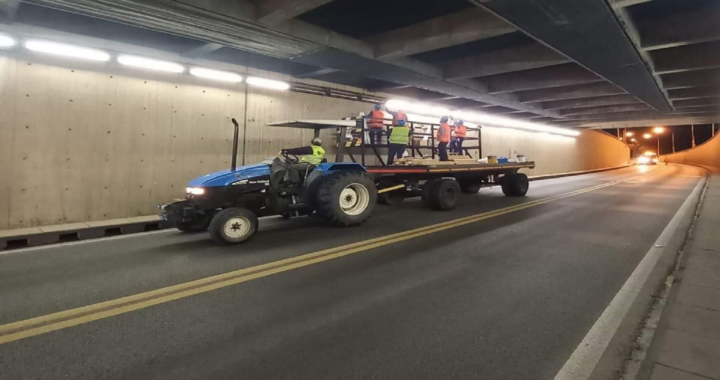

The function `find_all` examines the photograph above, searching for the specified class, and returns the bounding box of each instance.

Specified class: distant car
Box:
[637,152,658,165]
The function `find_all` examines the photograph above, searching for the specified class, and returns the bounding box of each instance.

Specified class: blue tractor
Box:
[159,119,377,244]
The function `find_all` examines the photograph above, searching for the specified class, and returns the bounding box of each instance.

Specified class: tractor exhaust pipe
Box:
[231,118,240,171]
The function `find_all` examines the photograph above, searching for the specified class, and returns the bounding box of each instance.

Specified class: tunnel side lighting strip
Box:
[386,99,580,137]
[0,34,16,49]
[117,55,185,73]
[189,67,243,83]
[24,40,110,62]
[246,76,290,90]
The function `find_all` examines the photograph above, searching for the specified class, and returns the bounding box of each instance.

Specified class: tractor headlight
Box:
[186,187,205,195]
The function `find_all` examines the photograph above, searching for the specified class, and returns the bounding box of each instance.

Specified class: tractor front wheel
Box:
[209,207,259,244]
[316,172,377,226]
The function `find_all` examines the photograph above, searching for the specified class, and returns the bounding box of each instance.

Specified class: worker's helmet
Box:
[311,137,322,146]
[440,116,449,123]
[397,119,406,126]
[374,103,382,110]
[457,119,464,125]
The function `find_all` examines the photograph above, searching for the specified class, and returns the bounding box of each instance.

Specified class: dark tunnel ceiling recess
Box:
[14,0,720,128]
[297,0,474,39]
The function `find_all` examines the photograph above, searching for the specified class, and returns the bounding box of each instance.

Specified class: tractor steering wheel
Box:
[281,151,299,164]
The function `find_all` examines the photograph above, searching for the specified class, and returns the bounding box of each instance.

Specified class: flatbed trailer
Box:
[267,118,536,211]
[368,162,536,209]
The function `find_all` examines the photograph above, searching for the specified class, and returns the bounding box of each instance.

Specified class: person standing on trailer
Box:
[387,119,410,166]
[387,107,408,126]
[367,103,386,145]
[453,119,467,155]
[437,116,451,161]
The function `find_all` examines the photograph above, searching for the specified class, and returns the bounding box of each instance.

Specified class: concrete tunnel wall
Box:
[0,55,629,230]
[660,132,720,173]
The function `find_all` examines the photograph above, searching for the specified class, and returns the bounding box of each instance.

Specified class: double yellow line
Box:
[0,174,644,345]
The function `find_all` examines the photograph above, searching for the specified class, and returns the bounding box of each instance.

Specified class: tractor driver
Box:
[281,137,326,184]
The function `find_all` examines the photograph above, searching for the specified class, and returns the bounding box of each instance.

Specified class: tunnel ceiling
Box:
[9,0,720,128]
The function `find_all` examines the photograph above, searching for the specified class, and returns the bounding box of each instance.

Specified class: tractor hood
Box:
[187,164,271,187]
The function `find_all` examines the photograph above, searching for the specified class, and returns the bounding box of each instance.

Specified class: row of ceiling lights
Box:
[1,32,580,136]
[0,33,290,90]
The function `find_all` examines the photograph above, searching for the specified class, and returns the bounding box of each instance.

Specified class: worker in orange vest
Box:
[452,119,467,155]
[388,108,408,126]
[436,116,451,161]
[367,103,386,145]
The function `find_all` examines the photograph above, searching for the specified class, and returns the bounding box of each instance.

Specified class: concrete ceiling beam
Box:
[661,69,720,90]
[442,43,569,79]
[540,94,640,110]
[560,109,716,122]
[639,5,720,51]
[518,83,626,103]
[293,67,338,78]
[668,86,720,101]
[560,103,651,116]
[608,0,655,9]
[672,97,720,109]
[651,41,720,74]
[485,64,603,94]
[256,0,335,26]
[561,114,720,128]
[181,42,224,58]
[0,0,20,21]
[366,8,514,59]
[471,0,671,111]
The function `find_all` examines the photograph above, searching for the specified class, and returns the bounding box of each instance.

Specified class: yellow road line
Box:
[0,173,647,345]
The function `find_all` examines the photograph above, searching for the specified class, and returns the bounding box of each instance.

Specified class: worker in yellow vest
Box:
[387,119,410,165]
[281,138,325,182]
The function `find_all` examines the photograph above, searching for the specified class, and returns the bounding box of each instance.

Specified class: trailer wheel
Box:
[429,179,460,210]
[209,207,258,244]
[378,191,405,206]
[459,181,482,194]
[175,215,211,233]
[501,173,529,197]
[316,171,377,227]
[421,179,442,208]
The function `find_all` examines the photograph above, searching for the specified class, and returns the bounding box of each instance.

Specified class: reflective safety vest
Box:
[455,124,467,138]
[301,145,325,165]
[368,110,385,129]
[389,125,410,145]
[392,111,408,125]
[437,123,451,143]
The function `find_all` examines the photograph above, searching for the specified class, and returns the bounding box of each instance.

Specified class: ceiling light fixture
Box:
[190,67,243,83]
[24,40,110,61]
[117,55,184,73]
[246,76,290,90]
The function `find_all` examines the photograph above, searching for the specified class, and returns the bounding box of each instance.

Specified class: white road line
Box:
[553,175,706,380]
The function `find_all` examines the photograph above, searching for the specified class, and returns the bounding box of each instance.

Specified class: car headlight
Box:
[638,156,651,164]
[652,158,658,163]
[186,187,205,195]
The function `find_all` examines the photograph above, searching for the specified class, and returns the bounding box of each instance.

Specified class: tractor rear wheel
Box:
[209,207,258,244]
[501,173,529,197]
[316,171,377,226]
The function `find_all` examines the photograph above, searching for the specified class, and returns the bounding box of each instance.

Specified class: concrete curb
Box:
[0,164,632,251]
[0,216,173,251]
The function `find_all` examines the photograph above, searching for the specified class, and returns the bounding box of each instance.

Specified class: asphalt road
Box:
[0,164,705,380]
